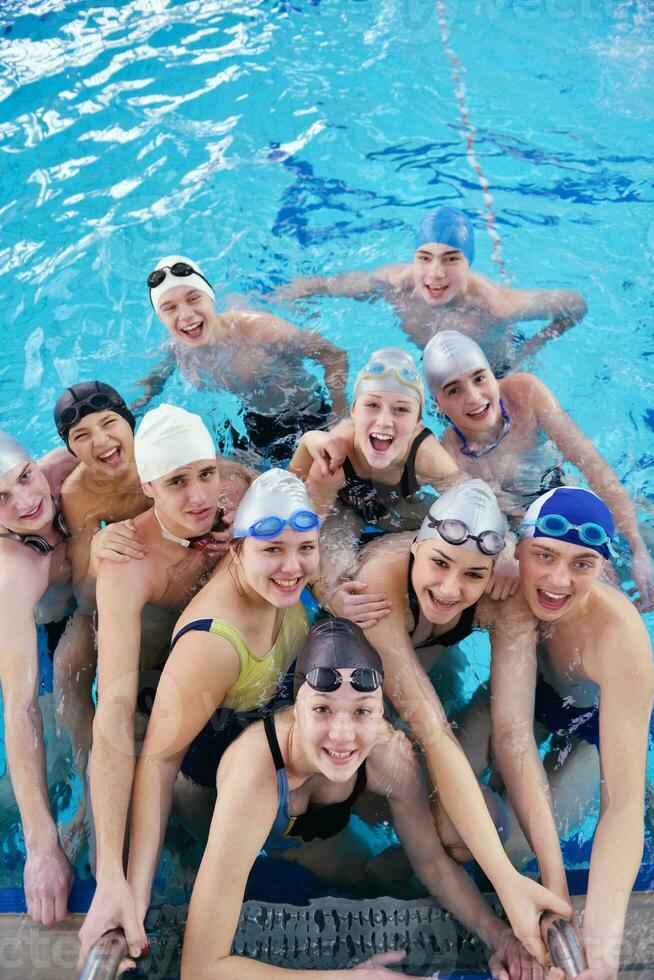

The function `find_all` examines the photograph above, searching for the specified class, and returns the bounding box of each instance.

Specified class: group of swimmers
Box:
[0,206,652,980]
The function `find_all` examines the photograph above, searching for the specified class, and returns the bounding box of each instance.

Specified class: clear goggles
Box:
[236,509,320,540]
[519,514,617,557]
[359,361,424,397]
[297,665,384,693]
[426,516,504,556]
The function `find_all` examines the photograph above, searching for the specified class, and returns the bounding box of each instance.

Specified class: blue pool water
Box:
[1,0,653,901]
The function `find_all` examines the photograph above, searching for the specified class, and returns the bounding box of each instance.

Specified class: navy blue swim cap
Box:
[414,207,475,265]
[54,381,136,450]
[294,618,383,698]
[518,486,616,560]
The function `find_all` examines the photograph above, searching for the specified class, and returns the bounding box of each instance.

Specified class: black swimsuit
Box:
[263,713,367,845]
[406,551,477,650]
[337,428,433,525]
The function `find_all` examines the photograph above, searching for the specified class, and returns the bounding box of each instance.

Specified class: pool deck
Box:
[1,892,652,979]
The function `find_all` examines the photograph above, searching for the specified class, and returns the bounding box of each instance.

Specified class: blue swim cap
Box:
[414,207,475,265]
[518,487,616,560]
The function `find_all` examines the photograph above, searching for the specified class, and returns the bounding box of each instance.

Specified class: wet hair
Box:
[294,617,383,698]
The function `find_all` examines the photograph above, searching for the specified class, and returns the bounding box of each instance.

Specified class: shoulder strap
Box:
[169,618,213,652]
[264,714,285,771]
[400,428,433,497]
[407,551,420,637]
[342,455,357,482]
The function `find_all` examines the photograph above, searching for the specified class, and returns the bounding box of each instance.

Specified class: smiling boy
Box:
[136,256,348,465]
[279,207,587,373]
[489,487,654,979]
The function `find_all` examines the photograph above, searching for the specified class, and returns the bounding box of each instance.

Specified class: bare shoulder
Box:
[358,533,412,584]
[218,719,280,798]
[0,541,45,604]
[592,584,653,672]
[96,548,157,604]
[380,263,414,289]
[228,307,298,343]
[478,589,536,632]
[41,447,79,493]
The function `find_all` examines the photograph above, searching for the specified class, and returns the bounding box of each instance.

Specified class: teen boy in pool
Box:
[0,432,77,926]
[490,487,654,980]
[135,256,349,464]
[279,206,587,373]
[79,404,251,959]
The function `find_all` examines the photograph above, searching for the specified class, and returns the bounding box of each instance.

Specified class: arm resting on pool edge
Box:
[581,612,654,978]
[488,594,570,900]
[127,628,240,917]
[0,562,73,926]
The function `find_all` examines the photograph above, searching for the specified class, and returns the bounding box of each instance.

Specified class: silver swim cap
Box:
[354,348,425,407]
[233,468,320,538]
[0,431,31,479]
[149,254,215,313]
[135,404,216,483]
[416,478,506,556]
[423,331,491,397]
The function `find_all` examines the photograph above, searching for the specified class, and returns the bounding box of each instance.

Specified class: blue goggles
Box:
[519,514,617,558]
[361,361,422,389]
[235,509,321,540]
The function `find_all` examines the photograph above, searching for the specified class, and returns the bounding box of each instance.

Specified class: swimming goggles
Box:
[147,262,214,292]
[426,516,504,556]
[518,514,617,557]
[0,510,70,556]
[296,665,384,693]
[359,361,424,398]
[452,400,512,458]
[236,509,320,539]
[56,390,130,437]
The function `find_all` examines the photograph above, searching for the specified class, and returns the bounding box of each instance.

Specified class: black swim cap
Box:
[293,618,384,698]
[54,381,136,449]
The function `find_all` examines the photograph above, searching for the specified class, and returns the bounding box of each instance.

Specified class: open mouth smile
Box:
[180,321,204,340]
[465,403,491,422]
[323,748,355,765]
[369,432,394,453]
[20,500,43,521]
[271,576,302,593]
[426,588,459,614]
[536,588,571,612]
[97,446,122,466]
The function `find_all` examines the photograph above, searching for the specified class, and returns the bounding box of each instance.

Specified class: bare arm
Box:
[414,431,461,493]
[127,631,240,914]
[531,376,654,610]
[582,613,654,977]
[489,597,569,899]
[130,349,177,414]
[276,263,407,301]
[359,557,570,958]
[78,559,153,964]
[499,287,587,365]
[0,559,72,925]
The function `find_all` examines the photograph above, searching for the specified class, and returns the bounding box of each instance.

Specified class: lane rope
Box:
[435,0,509,280]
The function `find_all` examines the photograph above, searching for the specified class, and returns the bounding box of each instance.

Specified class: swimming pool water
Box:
[1,0,653,896]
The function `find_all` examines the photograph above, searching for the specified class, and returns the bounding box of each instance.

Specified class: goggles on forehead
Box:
[57,392,129,437]
[359,361,423,397]
[519,514,617,557]
[426,516,504,556]
[146,262,214,292]
[235,509,320,540]
[297,666,384,694]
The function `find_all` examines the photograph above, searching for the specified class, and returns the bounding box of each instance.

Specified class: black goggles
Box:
[57,392,130,436]
[147,262,213,292]
[0,511,69,557]
[297,666,384,694]
[426,516,504,556]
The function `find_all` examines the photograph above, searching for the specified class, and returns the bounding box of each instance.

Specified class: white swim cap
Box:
[423,331,491,397]
[233,468,319,538]
[134,404,216,483]
[416,478,506,556]
[0,431,31,479]
[354,348,425,406]
[149,255,215,313]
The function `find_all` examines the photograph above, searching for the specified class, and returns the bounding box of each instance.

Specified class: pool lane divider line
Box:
[435,0,509,282]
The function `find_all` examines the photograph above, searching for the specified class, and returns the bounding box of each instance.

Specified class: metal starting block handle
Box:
[77,929,129,980]
[542,913,588,979]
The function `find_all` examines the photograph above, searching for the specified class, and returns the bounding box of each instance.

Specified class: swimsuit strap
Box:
[169,618,214,652]
[342,456,357,481]
[352,760,367,797]
[452,400,512,458]
[400,428,433,497]
[407,550,421,637]
[264,713,285,771]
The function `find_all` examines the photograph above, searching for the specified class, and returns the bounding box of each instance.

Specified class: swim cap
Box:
[134,404,216,483]
[414,207,475,265]
[423,331,491,397]
[0,431,30,478]
[353,348,425,406]
[416,478,506,556]
[233,468,319,538]
[54,381,136,449]
[294,618,383,697]
[149,255,215,313]
[518,486,616,560]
